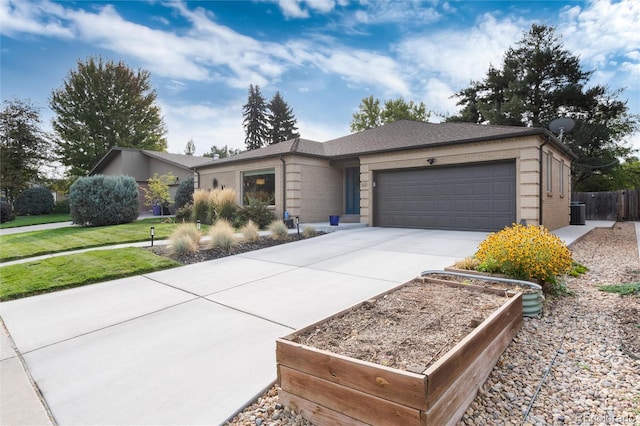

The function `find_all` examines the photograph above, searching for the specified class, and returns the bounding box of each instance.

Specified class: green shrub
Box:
[142,173,174,208]
[0,201,15,223]
[174,177,194,209]
[53,199,70,214]
[598,282,640,296]
[14,187,54,215]
[68,175,139,227]
[175,204,193,223]
[169,223,201,255]
[241,220,260,242]
[268,220,288,240]
[302,225,316,238]
[209,219,236,250]
[475,224,573,286]
[236,197,273,229]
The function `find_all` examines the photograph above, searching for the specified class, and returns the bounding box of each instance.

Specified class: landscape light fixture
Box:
[296,216,300,236]
[197,220,201,230]
[150,226,155,247]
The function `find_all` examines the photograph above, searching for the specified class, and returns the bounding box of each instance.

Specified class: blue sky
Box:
[1,0,639,157]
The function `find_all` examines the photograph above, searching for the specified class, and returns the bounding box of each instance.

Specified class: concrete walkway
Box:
[0,222,615,425]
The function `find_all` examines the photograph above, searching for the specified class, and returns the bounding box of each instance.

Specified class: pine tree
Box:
[450,24,638,190]
[267,91,299,144]
[50,56,167,176]
[242,84,268,150]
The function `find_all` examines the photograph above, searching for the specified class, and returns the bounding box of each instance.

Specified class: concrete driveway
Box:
[0,225,587,425]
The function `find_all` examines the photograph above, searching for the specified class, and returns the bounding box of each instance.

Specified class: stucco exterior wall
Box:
[196,155,343,222]
[288,157,343,222]
[359,136,572,230]
[99,152,124,176]
[540,145,572,230]
[120,151,149,180]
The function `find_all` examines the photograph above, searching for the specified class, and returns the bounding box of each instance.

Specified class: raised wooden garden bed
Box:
[276,280,523,425]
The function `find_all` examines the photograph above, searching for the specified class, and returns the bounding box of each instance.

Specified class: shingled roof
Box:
[196,120,576,168]
[89,147,212,175]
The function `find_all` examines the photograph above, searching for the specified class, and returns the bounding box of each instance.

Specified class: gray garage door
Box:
[375,161,516,231]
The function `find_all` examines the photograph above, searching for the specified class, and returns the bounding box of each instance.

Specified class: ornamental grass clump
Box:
[268,220,289,240]
[241,220,260,242]
[169,223,201,255]
[475,224,573,286]
[209,219,236,250]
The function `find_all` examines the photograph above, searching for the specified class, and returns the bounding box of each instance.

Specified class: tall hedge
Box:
[14,187,55,215]
[69,175,139,226]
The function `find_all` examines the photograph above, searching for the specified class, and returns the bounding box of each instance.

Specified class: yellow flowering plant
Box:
[475,224,573,286]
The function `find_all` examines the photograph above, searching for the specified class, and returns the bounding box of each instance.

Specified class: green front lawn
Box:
[0,248,181,301]
[0,214,72,229]
[0,218,182,262]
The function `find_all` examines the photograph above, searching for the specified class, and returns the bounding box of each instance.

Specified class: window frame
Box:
[242,168,276,206]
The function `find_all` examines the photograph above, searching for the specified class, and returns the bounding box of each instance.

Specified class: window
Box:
[546,152,552,193]
[559,160,565,195]
[243,169,275,205]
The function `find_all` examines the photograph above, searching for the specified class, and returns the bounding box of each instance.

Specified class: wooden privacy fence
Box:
[572,190,640,221]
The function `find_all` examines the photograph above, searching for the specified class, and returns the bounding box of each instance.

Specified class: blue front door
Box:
[345,167,360,215]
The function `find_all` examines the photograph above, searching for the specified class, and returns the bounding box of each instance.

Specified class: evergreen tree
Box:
[242,84,268,150]
[0,99,52,203]
[50,56,167,176]
[267,91,299,144]
[450,24,638,190]
[350,96,430,132]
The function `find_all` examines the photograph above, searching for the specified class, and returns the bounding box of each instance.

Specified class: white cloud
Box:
[0,0,73,37]
[396,13,522,88]
[559,0,640,88]
[353,1,441,25]
[276,0,340,19]
[159,100,245,154]
[422,78,458,119]
[310,47,410,97]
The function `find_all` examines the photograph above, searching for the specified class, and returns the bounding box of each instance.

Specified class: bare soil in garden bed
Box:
[295,281,513,372]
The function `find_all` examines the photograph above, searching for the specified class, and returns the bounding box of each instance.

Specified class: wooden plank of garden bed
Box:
[422,277,517,296]
[422,302,523,424]
[276,338,427,410]
[279,390,370,426]
[279,365,422,425]
[424,293,523,409]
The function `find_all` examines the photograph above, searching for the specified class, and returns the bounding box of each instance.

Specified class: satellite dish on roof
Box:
[548,117,575,142]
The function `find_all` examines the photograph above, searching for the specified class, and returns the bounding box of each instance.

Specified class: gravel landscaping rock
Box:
[224,223,640,425]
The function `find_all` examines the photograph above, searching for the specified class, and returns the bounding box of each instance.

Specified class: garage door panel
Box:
[376,161,515,232]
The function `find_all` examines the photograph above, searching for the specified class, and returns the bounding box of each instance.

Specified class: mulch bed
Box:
[147,233,311,265]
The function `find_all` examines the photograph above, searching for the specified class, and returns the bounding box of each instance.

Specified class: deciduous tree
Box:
[50,57,167,176]
[185,138,196,156]
[203,144,242,158]
[0,99,52,203]
[350,96,430,132]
